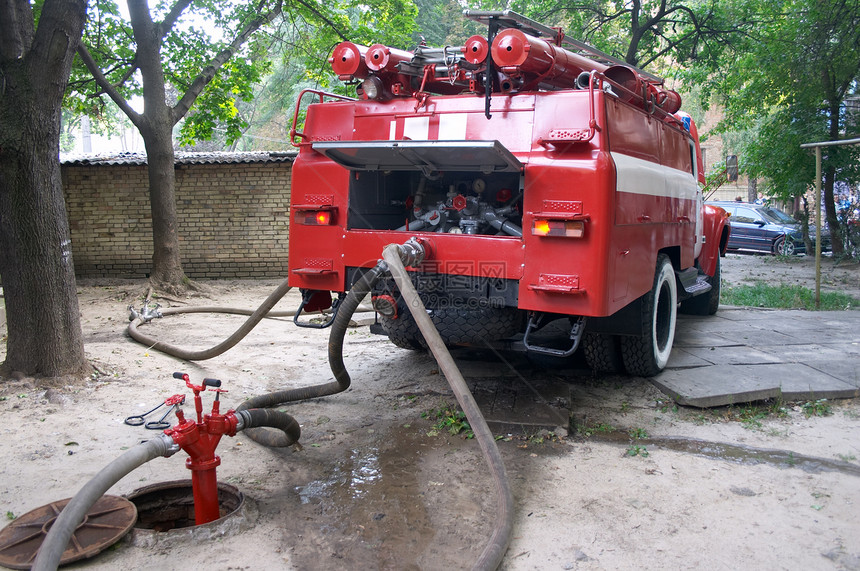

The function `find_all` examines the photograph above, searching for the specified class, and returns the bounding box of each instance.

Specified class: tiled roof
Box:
[61,151,297,166]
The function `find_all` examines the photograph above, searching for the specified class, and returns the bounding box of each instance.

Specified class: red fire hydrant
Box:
[164,372,239,525]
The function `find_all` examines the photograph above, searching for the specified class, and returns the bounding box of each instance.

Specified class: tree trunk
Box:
[140,121,185,289]
[0,0,90,378]
[747,177,757,203]
[823,163,843,255]
[129,0,187,290]
[824,102,844,255]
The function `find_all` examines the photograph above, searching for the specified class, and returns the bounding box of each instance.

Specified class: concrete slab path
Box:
[653,308,860,407]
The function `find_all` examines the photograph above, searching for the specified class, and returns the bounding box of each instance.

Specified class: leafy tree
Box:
[70,0,416,288]
[687,0,860,254]
[70,0,284,291]
[0,0,91,378]
[483,0,752,72]
[201,1,418,151]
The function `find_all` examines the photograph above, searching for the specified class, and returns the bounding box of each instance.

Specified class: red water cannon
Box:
[365,44,413,73]
[491,28,608,89]
[604,65,682,114]
[462,35,489,64]
[164,372,239,525]
[329,42,370,81]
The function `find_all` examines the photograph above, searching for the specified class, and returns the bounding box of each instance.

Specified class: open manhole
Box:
[0,495,137,569]
[124,480,250,547]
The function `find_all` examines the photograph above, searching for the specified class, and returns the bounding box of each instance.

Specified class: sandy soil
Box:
[0,253,858,570]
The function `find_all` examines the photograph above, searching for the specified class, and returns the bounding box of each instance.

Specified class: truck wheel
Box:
[583,332,624,374]
[679,256,720,316]
[620,254,677,377]
[380,305,520,349]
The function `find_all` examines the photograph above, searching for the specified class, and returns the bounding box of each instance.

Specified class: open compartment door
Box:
[312,140,523,174]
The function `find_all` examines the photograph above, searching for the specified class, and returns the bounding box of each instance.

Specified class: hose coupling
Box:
[129,302,163,323]
[234,409,251,432]
[155,432,182,457]
[395,237,426,267]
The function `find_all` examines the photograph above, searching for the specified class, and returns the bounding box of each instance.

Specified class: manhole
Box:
[124,480,250,548]
[0,495,137,569]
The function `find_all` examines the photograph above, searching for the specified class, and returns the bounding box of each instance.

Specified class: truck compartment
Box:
[313,140,524,236]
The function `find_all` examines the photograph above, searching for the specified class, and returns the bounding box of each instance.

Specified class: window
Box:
[733,208,760,224]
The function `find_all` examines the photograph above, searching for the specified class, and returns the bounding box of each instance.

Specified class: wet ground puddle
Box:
[589,431,860,477]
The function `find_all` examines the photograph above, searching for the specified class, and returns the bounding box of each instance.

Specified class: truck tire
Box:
[380,305,520,350]
[583,332,624,374]
[679,256,720,316]
[620,254,677,377]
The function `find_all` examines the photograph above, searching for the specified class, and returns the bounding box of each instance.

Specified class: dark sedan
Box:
[707,201,829,255]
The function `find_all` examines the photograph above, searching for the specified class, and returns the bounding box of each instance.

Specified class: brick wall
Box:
[62,160,292,279]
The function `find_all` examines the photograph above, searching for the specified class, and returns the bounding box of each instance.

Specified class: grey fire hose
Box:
[32,410,297,570]
[127,277,374,361]
[237,262,389,446]
[381,242,513,571]
[127,278,294,361]
[31,435,178,571]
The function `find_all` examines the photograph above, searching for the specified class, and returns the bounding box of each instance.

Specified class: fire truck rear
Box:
[287,10,729,376]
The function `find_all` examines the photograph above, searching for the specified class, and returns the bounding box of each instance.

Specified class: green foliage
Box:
[801,399,833,418]
[625,444,649,457]
[721,281,859,311]
[721,400,789,430]
[424,403,473,438]
[629,427,648,440]
[68,0,417,149]
[684,0,860,209]
[579,422,615,436]
[474,0,753,73]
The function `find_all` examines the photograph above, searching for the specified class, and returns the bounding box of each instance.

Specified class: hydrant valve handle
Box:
[165,394,186,406]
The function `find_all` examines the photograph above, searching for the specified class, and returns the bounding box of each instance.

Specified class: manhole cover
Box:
[0,495,137,569]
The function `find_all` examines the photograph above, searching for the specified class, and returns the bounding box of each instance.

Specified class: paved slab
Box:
[652,309,860,407]
[452,349,573,433]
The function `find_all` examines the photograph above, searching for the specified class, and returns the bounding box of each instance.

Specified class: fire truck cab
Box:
[288,10,730,376]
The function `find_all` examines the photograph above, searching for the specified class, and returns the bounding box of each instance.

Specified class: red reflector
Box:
[532,219,585,237]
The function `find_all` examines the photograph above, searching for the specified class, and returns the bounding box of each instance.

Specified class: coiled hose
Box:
[382,244,513,571]
[236,263,388,447]
[126,276,374,447]
[127,278,295,360]
[32,410,297,571]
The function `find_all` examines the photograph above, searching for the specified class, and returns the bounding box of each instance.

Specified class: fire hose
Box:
[222,239,513,569]
[381,242,513,571]
[127,277,294,361]
[120,239,512,569]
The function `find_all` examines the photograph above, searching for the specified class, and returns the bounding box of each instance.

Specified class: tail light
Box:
[532,219,585,238]
[294,206,336,226]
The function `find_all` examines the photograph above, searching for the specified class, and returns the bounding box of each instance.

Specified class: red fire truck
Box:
[287,10,729,376]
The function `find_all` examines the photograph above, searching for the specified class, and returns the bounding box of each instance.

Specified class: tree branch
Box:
[0,0,35,60]
[26,0,86,88]
[293,0,349,42]
[171,0,284,123]
[76,43,143,128]
[159,0,194,40]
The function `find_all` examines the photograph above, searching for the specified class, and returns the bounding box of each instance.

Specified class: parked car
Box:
[707,201,830,255]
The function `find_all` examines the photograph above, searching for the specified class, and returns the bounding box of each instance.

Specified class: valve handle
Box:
[174,371,205,392]
[165,394,186,406]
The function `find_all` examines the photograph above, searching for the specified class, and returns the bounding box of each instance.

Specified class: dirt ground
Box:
[0,252,859,570]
